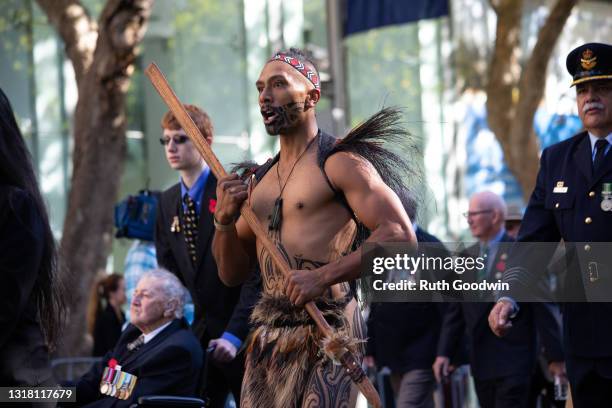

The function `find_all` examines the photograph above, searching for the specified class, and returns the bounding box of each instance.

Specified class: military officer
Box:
[489,42,612,407]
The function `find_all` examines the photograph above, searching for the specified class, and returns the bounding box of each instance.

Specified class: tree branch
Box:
[485,0,523,141]
[50,0,155,357]
[488,0,500,15]
[513,0,579,147]
[35,0,97,86]
[93,0,153,84]
[504,0,578,198]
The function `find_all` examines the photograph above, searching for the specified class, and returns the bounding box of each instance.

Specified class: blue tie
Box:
[593,139,609,174]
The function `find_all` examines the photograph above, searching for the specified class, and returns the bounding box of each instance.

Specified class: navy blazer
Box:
[155,174,259,345]
[507,131,612,357]
[438,233,563,380]
[366,228,449,373]
[76,319,202,407]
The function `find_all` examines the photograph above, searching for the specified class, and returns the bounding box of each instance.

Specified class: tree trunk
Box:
[486,0,578,200]
[36,0,153,357]
[485,0,522,144]
[508,0,579,198]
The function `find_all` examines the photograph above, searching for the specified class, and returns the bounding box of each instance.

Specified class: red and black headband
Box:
[269,53,321,90]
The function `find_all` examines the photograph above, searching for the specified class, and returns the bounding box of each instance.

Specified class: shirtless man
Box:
[212,48,415,407]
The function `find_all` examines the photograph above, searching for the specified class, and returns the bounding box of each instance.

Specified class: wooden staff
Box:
[145,62,381,408]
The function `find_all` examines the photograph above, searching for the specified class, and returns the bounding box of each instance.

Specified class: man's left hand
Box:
[208,338,237,363]
[286,269,326,305]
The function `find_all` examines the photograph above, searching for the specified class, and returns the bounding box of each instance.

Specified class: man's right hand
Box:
[432,356,452,383]
[488,300,514,337]
[208,338,237,363]
[215,174,249,224]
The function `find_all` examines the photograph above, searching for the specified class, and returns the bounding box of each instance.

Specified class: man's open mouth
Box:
[261,108,278,125]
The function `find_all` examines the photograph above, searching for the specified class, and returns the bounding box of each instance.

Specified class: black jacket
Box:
[438,233,564,380]
[155,174,259,345]
[0,185,54,386]
[76,319,202,407]
[366,227,449,373]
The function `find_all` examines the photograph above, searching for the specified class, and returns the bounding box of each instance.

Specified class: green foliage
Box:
[170,0,248,136]
[303,0,326,48]
[346,24,422,129]
[0,0,33,67]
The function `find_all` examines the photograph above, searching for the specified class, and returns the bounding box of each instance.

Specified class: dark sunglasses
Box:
[159,135,190,146]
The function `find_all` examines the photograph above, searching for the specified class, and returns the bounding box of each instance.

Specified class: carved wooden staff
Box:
[145,62,381,407]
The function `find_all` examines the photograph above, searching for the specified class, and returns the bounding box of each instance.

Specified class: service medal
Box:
[100,383,109,395]
[99,366,114,395]
[110,367,125,398]
[115,372,128,399]
[601,183,612,211]
[127,373,138,396]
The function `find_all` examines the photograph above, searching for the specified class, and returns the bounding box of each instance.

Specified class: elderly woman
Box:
[76,269,203,407]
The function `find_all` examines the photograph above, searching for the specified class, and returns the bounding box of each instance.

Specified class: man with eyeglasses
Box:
[434,191,563,408]
[154,104,259,408]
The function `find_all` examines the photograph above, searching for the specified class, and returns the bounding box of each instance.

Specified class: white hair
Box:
[139,268,187,319]
[472,191,507,219]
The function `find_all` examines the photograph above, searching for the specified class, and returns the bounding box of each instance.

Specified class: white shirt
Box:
[588,132,612,161]
[143,321,172,344]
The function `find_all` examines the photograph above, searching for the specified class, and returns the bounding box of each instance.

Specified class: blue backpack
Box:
[114,190,159,241]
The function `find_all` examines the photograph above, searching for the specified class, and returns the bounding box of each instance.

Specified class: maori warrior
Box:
[212,48,419,407]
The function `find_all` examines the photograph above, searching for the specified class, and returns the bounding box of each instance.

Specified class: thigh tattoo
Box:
[302,360,355,408]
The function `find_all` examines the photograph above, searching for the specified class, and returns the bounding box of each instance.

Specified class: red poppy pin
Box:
[208,198,217,214]
[495,260,506,272]
[108,358,118,369]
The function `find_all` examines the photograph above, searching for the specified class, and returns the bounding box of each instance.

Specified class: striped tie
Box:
[182,194,199,265]
[127,334,145,351]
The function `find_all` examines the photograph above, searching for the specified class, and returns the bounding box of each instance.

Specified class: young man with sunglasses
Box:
[155,105,258,408]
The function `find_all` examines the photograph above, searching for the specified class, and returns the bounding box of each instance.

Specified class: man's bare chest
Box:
[250,161,339,227]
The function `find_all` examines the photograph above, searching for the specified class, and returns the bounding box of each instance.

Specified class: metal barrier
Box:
[51,357,102,384]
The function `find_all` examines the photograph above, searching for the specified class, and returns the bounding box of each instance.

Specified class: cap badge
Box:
[581,49,597,70]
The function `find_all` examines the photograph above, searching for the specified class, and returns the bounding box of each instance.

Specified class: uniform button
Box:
[585,217,592,224]
[555,203,560,208]
[589,191,596,198]
[584,244,591,252]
